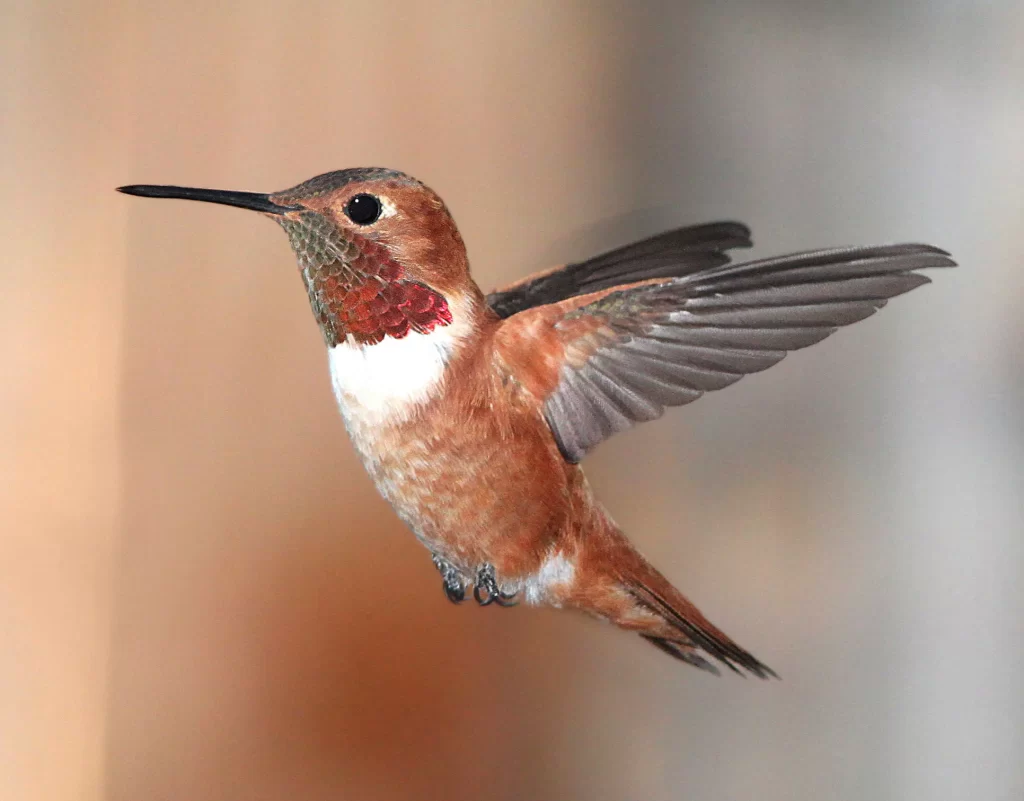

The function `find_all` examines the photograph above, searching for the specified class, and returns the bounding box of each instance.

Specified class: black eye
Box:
[345,193,382,225]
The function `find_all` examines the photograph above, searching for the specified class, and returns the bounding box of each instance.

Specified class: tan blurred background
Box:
[3,2,1022,800]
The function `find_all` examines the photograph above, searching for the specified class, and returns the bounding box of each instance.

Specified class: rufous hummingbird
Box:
[118,168,954,677]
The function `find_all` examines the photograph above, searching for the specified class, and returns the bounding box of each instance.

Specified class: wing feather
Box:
[486,221,752,318]
[496,242,955,462]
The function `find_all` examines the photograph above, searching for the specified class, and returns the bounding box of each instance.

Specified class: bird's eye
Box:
[345,193,383,225]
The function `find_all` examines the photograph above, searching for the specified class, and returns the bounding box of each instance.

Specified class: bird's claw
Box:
[443,579,465,604]
[473,563,519,607]
[432,554,466,605]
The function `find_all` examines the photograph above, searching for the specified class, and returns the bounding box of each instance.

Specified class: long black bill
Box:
[116,184,301,215]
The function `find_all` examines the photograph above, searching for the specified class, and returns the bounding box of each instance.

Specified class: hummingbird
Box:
[118,168,955,677]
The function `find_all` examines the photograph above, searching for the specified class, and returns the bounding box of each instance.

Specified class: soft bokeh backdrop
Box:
[3,2,1022,800]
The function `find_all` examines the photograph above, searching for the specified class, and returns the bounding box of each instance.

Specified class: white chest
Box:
[328,328,455,431]
[325,300,482,556]
[327,294,474,433]
[327,324,465,550]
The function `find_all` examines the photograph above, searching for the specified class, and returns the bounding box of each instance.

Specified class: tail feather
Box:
[626,580,777,679]
[567,525,777,678]
[640,634,722,675]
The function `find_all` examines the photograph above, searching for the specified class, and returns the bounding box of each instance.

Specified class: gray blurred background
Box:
[2,2,1022,800]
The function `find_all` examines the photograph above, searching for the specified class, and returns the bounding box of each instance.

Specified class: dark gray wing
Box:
[542,243,956,462]
[486,221,753,319]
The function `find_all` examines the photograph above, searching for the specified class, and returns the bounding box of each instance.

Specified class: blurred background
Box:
[2,2,1022,800]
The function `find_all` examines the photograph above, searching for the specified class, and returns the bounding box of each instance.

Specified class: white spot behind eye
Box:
[378,195,398,219]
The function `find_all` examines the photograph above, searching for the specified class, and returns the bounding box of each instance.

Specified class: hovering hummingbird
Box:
[118,168,954,677]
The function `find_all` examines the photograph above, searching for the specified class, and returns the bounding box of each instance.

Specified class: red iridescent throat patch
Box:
[280,213,453,347]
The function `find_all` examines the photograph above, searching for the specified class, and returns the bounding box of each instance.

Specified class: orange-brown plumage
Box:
[118,168,956,677]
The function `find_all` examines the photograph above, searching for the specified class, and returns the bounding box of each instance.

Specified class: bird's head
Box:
[119,168,476,346]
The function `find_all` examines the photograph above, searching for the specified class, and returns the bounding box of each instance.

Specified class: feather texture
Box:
[514,244,956,462]
[486,221,752,318]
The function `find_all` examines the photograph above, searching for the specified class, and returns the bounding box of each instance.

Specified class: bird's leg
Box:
[432,554,467,604]
[473,563,519,607]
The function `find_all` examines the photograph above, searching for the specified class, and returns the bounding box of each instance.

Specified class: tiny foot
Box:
[432,554,466,605]
[473,563,519,607]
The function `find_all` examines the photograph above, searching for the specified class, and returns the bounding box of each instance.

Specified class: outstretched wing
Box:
[493,244,956,463]
[486,221,753,319]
